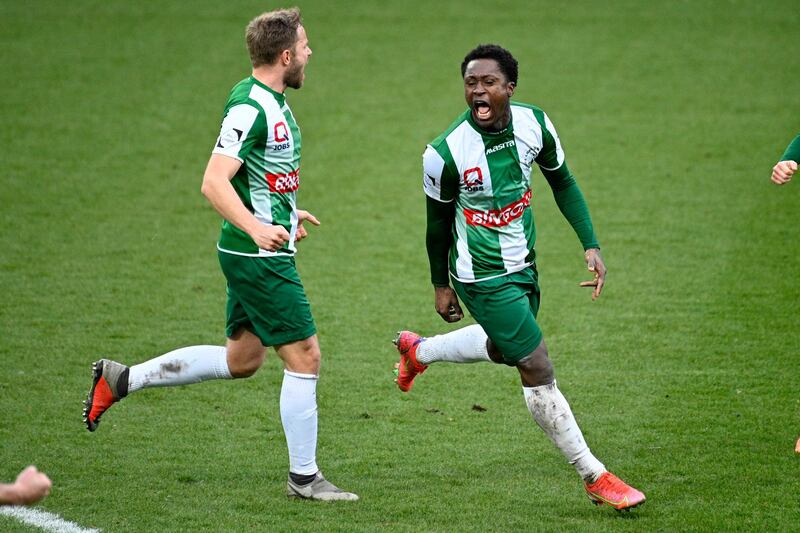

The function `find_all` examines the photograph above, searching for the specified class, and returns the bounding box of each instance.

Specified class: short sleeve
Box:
[423,145,457,203]
[212,103,263,161]
[535,112,565,171]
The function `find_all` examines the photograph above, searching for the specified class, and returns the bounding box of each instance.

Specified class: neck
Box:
[252,65,286,94]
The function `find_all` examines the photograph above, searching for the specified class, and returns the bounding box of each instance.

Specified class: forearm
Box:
[781,134,800,162]
[426,196,454,286]
[542,164,599,250]
[201,173,262,236]
[0,483,21,505]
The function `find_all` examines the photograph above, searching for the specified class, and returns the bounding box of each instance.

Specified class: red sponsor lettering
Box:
[464,190,532,227]
[266,169,300,193]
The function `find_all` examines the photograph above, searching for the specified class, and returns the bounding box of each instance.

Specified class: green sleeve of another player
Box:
[781,134,800,162]
[426,196,455,287]
[541,162,600,251]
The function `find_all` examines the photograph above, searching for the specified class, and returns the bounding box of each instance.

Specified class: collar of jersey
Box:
[465,107,514,138]
[250,76,286,106]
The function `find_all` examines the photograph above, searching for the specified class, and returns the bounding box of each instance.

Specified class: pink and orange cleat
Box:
[584,471,646,511]
[392,331,428,392]
[83,359,129,431]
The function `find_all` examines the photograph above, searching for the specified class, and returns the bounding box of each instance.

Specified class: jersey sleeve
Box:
[781,134,800,162]
[422,145,458,203]
[534,112,566,171]
[212,103,265,162]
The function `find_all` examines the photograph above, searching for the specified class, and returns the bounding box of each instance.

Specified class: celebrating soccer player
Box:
[82,8,357,501]
[394,44,645,510]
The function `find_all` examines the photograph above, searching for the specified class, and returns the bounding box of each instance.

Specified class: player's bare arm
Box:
[201,153,289,251]
[295,209,320,242]
[434,286,464,323]
[771,160,797,185]
[579,248,606,300]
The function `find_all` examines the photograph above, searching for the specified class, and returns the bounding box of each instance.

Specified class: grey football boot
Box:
[286,472,359,501]
[83,359,130,431]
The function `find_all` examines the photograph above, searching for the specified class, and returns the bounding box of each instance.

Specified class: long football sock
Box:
[523,381,606,482]
[416,324,492,365]
[128,345,232,393]
[280,370,319,476]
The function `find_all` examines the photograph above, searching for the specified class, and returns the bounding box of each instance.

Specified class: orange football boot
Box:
[83,359,129,431]
[392,331,428,392]
[584,471,646,511]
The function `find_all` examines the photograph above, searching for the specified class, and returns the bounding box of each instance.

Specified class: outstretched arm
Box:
[541,163,605,299]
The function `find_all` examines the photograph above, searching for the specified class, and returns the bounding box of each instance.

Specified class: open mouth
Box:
[473,100,492,121]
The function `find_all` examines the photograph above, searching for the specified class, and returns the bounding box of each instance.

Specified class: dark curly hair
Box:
[460,44,518,85]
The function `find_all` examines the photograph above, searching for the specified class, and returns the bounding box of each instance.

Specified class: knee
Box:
[517,348,554,387]
[228,350,265,378]
[300,345,321,374]
[486,338,505,364]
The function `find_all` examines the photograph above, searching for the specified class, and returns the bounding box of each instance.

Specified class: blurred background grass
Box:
[1,1,798,531]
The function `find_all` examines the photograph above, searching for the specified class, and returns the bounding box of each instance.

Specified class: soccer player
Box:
[394,44,645,510]
[770,134,799,185]
[0,466,51,506]
[82,8,357,501]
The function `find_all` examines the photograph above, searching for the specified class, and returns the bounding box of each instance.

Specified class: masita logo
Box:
[462,167,484,192]
[464,190,532,227]
[266,169,300,193]
[486,139,515,155]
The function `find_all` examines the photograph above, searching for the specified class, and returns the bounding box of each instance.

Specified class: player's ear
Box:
[507,81,516,97]
[281,48,291,66]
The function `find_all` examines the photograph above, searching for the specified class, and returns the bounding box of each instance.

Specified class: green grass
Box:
[1,0,799,531]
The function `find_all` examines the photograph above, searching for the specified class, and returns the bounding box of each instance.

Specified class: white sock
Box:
[128,345,232,393]
[523,381,606,482]
[280,370,319,475]
[416,324,492,365]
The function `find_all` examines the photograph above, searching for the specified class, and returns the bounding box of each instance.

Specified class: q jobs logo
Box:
[462,167,484,192]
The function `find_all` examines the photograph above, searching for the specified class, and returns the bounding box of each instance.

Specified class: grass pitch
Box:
[1,1,799,531]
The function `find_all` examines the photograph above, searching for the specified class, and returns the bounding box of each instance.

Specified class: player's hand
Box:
[771,160,797,185]
[434,286,464,322]
[249,223,290,251]
[13,466,52,505]
[580,248,606,301]
[295,209,320,242]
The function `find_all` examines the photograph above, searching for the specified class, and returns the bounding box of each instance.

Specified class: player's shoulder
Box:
[428,109,472,149]
[224,77,285,116]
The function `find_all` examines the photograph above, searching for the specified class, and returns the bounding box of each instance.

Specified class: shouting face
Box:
[463,58,515,132]
[285,25,312,89]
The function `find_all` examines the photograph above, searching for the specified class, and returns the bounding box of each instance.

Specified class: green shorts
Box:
[452,266,542,364]
[218,252,317,347]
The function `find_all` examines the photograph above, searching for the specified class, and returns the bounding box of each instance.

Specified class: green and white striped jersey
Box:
[212,76,302,257]
[423,102,565,282]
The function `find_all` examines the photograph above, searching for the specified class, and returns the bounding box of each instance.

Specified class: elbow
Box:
[200,177,212,199]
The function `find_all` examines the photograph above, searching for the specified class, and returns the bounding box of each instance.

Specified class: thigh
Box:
[218,252,317,347]
[453,269,542,364]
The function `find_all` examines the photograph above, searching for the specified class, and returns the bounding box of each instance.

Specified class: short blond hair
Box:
[245,7,302,67]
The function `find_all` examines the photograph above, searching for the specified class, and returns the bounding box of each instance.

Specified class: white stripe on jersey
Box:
[212,104,259,161]
[541,112,565,171]
[511,106,540,183]
[454,211,474,281]
[422,145,449,202]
